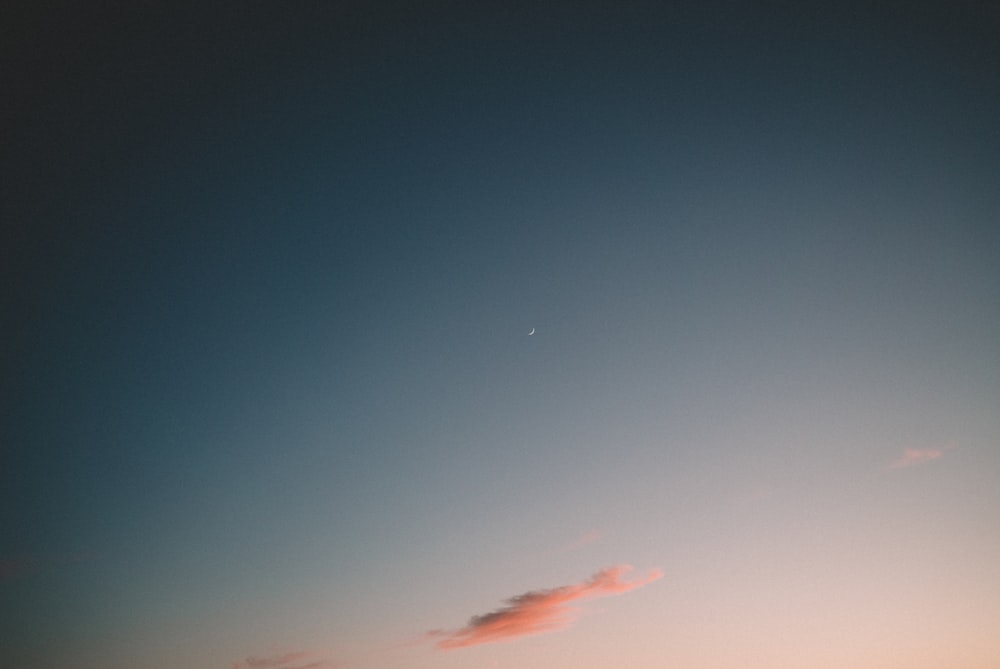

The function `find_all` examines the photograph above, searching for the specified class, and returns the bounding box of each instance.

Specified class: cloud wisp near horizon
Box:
[231,650,338,669]
[889,442,958,470]
[428,565,663,650]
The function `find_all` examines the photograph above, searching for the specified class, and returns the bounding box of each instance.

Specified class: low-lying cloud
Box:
[232,650,337,669]
[889,442,957,469]
[429,565,663,650]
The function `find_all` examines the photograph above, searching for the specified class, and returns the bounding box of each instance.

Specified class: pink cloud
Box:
[233,650,337,669]
[429,565,663,650]
[889,442,957,469]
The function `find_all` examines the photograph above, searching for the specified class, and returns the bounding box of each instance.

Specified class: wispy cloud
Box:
[429,565,663,650]
[232,650,337,669]
[889,442,957,469]
[562,529,601,551]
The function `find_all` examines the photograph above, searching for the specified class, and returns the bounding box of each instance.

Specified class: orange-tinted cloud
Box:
[889,442,957,469]
[232,650,337,669]
[429,565,663,650]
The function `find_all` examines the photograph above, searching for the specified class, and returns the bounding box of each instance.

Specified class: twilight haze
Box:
[3,3,999,668]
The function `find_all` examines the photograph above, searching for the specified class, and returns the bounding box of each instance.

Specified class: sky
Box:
[2,2,999,668]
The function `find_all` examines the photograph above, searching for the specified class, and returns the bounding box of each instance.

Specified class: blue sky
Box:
[3,3,999,668]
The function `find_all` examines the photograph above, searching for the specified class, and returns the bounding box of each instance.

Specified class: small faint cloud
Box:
[563,529,601,551]
[429,565,663,650]
[889,442,957,470]
[233,650,338,669]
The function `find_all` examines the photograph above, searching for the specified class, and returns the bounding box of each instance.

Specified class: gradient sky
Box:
[3,3,999,668]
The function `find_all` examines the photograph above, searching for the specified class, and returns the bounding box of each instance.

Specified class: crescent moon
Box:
[528,328,535,335]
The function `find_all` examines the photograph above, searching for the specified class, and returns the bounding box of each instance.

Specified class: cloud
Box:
[563,529,602,551]
[889,442,957,469]
[429,565,663,650]
[232,650,337,669]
